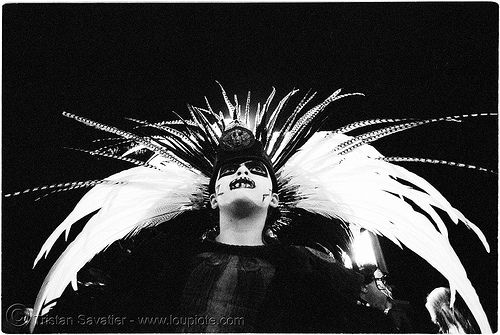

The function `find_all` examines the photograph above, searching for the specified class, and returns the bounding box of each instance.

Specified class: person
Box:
[358,264,393,312]
[425,287,479,334]
[358,264,414,333]
[19,87,492,333]
[34,120,390,333]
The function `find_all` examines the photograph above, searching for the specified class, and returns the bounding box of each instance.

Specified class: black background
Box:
[2,2,498,333]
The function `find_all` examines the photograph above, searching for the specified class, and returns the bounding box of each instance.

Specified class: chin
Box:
[225,196,269,212]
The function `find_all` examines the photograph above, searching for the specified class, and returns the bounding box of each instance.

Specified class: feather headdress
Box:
[7,84,494,333]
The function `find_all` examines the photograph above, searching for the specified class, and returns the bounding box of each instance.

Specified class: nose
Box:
[236,163,250,175]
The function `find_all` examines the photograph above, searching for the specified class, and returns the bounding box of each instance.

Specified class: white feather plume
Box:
[29,164,207,332]
[281,131,491,333]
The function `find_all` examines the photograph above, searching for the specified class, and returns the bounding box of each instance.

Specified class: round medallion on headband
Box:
[219,125,255,151]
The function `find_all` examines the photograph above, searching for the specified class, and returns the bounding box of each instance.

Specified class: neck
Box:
[216,209,268,246]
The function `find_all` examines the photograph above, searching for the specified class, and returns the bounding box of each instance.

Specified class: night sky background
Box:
[2,3,498,333]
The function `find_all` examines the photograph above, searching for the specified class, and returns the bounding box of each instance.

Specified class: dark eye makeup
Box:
[218,160,268,178]
[219,164,239,177]
[245,161,268,176]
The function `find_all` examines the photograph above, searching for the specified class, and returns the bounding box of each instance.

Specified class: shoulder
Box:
[303,245,338,263]
[299,245,359,278]
[292,245,342,268]
[292,244,363,296]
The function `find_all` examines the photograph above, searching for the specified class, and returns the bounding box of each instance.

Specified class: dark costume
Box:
[37,231,395,333]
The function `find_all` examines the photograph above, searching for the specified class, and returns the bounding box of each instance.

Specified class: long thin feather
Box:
[62,112,194,171]
[381,156,497,174]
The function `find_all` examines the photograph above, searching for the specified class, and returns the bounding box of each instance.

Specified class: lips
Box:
[229,176,256,190]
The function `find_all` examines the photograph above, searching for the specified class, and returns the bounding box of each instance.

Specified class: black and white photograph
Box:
[2,2,498,333]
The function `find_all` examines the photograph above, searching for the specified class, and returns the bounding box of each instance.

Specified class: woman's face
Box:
[211,159,276,211]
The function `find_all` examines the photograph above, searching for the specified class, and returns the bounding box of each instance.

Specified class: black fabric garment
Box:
[387,299,415,333]
[175,249,276,332]
[352,303,399,333]
[35,231,397,333]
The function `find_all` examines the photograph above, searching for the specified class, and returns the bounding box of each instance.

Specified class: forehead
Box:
[220,158,263,166]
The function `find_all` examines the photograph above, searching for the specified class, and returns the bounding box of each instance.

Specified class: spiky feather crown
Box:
[5,83,495,333]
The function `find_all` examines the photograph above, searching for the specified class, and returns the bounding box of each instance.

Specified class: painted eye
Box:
[247,161,268,177]
[219,164,238,177]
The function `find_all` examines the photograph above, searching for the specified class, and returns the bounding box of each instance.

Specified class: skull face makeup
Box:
[210,159,278,211]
